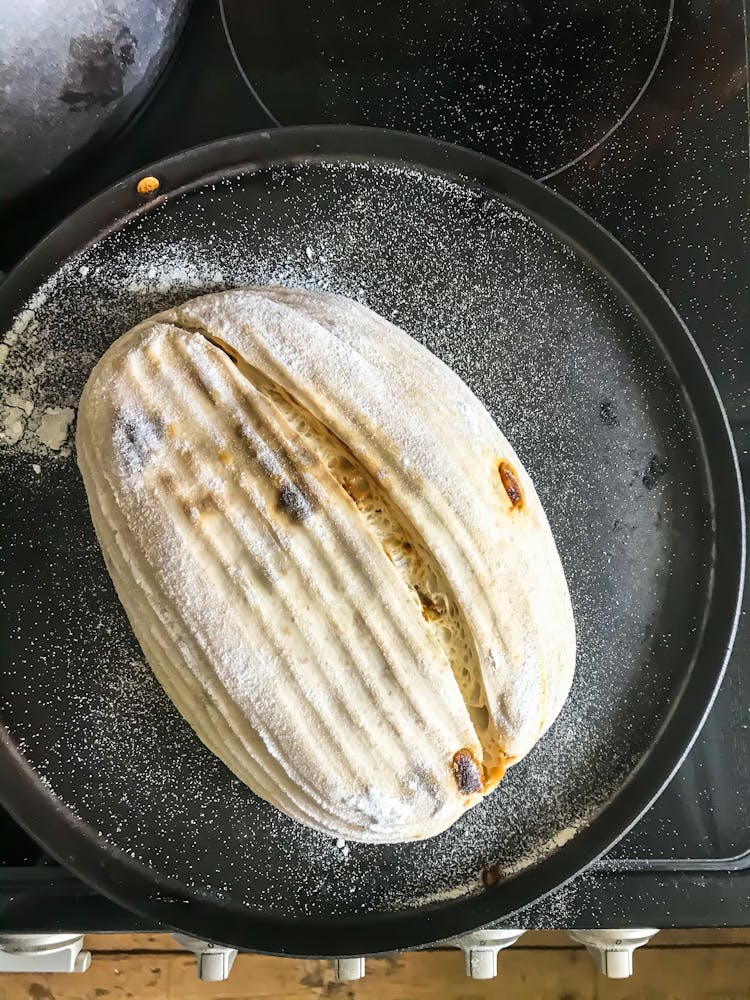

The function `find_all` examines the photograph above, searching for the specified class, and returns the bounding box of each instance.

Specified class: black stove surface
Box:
[220,0,675,179]
[1,0,748,931]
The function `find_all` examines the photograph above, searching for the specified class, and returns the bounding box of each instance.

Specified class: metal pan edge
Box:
[0,126,744,955]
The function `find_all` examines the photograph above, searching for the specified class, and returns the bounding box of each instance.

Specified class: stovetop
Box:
[1,0,748,931]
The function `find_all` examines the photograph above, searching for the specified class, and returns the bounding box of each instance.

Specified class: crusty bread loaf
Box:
[76,287,575,843]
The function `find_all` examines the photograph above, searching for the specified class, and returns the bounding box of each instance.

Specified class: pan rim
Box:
[0,125,745,956]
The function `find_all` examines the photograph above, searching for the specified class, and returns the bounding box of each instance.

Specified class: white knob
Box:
[599,947,633,978]
[74,950,92,973]
[452,928,526,979]
[171,934,237,981]
[0,935,90,974]
[334,956,366,980]
[465,945,501,979]
[568,928,659,979]
[198,947,237,981]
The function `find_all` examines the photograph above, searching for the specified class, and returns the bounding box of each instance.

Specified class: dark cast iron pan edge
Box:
[0,126,745,955]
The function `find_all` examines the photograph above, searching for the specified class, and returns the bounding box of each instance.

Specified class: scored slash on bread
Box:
[76,287,575,843]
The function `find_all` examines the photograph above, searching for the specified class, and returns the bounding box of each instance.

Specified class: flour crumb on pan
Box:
[76,286,576,844]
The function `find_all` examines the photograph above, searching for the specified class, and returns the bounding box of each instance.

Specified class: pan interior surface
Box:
[0,149,732,946]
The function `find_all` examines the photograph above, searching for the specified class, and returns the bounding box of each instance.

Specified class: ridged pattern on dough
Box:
[76,288,576,843]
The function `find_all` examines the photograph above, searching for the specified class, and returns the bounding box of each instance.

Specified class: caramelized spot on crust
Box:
[481,758,508,792]
[177,494,212,522]
[415,586,442,622]
[452,748,484,795]
[218,449,233,466]
[166,423,179,439]
[158,471,176,493]
[481,863,505,888]
[498,460,524,509]
[196,495,213,515]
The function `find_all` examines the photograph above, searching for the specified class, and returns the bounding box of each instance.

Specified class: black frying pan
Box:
[0,127,744,955]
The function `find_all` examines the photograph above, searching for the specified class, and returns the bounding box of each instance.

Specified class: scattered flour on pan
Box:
[0,156,700,922]
[503,826,581,876]
[0,288,78,457]
[35,406,76,450]
[407,824,582,908]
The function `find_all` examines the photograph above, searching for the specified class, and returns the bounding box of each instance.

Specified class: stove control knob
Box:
[452,928,526,979]
[333,956,366,980]
[0,935,90,973]
[568,928,659,978]
[172,934,237,981]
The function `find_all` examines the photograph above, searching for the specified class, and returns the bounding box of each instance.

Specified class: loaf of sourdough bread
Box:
[77,287,575,843]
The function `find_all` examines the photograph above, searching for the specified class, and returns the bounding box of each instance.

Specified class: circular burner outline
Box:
[219,0,674,180]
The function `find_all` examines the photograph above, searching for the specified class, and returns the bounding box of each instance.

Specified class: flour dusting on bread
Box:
[76,287,576,843]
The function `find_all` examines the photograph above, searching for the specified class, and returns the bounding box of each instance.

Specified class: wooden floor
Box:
[1,930,750,1000]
